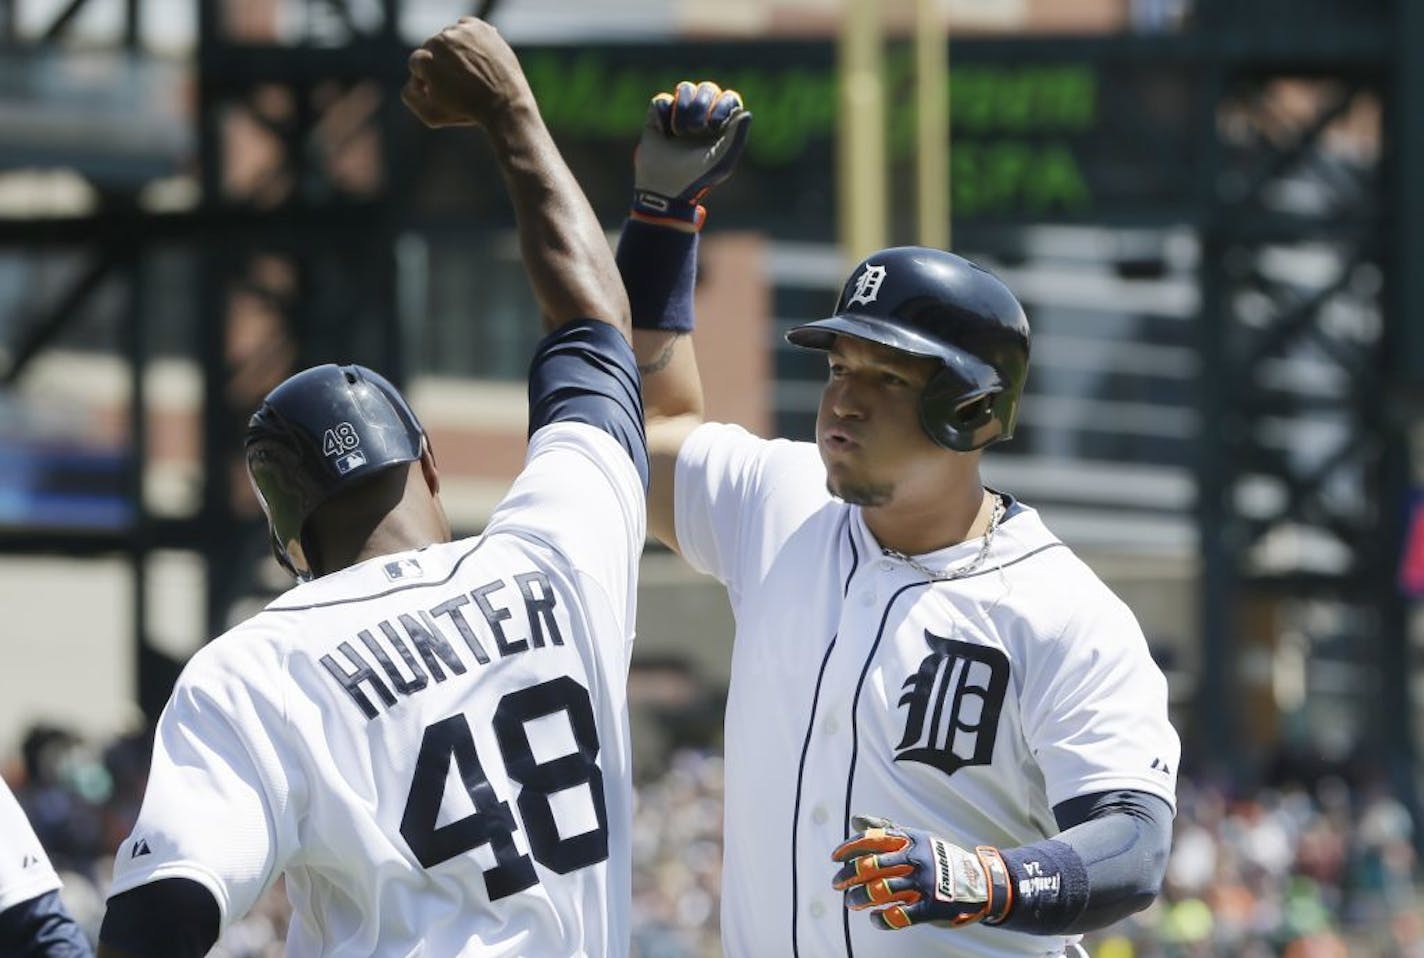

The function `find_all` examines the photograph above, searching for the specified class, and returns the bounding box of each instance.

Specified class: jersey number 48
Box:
[399,676,607,900]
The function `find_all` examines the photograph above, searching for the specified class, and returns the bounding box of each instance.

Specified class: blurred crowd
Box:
[1085,776,1424,958]
[7,723,1424,958]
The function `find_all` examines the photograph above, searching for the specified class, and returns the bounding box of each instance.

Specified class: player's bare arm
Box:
[618,81,751,549]
[402,17,630,339]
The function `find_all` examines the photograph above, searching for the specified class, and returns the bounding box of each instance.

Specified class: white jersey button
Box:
[811,804,829,824]
[878,559,894,572]
[859,590,876,607]
[823,716,839,735]
[809,900,826,918]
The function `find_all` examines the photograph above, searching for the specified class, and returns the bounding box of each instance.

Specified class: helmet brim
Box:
[787,312,1006,400]
[787,313,969,365]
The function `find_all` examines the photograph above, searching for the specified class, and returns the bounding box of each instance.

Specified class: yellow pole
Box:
[916,0,949,250]
[838,0,888,265]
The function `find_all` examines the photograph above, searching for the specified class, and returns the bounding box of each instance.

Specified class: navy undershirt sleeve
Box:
[526,319,649,491]
[0,890,92,957]
[995,789,1172,935]
[99,878,217,958]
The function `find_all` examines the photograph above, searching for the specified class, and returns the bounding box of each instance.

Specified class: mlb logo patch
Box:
[384,558,424,581]
[334,450,368,475]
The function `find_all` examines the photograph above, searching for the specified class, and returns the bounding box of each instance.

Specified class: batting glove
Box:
[631,80,751,231]
[831,814,1014,931]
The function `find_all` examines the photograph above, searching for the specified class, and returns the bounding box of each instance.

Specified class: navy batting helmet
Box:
[786,246,1029,452]
[245,363,427,580]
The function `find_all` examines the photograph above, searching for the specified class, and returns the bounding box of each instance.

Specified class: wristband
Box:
[616,217,699,332]
[997,839,1090,933]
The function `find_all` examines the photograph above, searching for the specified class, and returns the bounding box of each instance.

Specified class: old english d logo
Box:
[894,630,1009,778]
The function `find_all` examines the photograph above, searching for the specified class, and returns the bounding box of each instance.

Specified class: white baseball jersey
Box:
[0,779,62,915]
[675,423,1179,958]
[110,421,645,957]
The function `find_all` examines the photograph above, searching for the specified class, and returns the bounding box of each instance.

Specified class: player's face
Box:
[817,336,945,506]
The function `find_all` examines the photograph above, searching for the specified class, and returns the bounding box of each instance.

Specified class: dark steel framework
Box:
[1193,0,1418,815]
[0,0,428,716]
[0,0,1419,810]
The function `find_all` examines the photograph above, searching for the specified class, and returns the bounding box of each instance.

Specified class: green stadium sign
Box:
[416,41,1195,235]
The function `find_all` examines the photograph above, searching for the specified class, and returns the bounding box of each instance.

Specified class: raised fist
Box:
[631,80,751,230]
[402,17,532,129]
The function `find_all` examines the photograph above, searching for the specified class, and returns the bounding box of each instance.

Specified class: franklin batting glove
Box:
[831,814,1014,931]
[631,80,751,231]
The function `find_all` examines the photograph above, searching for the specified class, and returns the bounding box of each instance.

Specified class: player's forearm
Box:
[620,219,706,550]
[633,329,701,549]
[633,331,703,420]
[619,219,705,421]
[487,98,631,340]
[996,789,1171,935]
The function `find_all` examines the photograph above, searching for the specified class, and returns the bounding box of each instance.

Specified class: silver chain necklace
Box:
[881,493,1005,582]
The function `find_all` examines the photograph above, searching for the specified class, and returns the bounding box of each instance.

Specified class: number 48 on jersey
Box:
[400,676,608,899]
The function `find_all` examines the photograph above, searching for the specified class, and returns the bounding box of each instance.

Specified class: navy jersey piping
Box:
[839,538,1069,956]
[265,538,489,612]
[790,518,858,958]
[840,578,929,956]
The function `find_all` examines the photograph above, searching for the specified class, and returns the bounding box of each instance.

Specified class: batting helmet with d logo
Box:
[787,246,1030,452]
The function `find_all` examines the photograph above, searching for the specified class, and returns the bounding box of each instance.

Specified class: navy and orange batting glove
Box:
[831,814,1014,931]
[631,80,751,231]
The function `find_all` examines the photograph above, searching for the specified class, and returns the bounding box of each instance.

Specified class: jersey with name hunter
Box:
[110,421,645,957]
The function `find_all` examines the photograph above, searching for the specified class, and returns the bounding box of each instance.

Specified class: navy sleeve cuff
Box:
[527,320,650,491]
[100,878,218,958]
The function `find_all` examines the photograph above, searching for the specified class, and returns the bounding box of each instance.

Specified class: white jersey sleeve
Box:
[109,635,298,927]
[674,421,828,595]
[1019,587,1180,811]
[0,779,61,913]
[485,421,645,633]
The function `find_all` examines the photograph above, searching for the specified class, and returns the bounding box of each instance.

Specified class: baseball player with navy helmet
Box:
[97,18,646,958]
[618,82,1179,957]
[0,778,91,956]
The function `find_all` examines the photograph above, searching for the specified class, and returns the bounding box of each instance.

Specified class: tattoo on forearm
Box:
[638,336,684,375]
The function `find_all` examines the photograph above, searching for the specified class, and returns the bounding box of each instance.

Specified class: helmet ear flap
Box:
[268,529,302,581]
[920,367,1002,451]
[951,395,996,432]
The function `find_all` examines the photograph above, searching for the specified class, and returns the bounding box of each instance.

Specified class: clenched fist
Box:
[402,17,532,129]
[631,80,750,230]
[832,814,1014,931]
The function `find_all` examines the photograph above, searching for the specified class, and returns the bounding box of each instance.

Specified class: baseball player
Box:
[0,778,91,956]
[618,81,1180,958]
[96,18,646,958]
